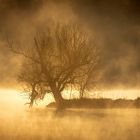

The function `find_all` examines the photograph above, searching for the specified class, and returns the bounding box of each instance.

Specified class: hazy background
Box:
[0,0,140,89]
[0,2,140,139]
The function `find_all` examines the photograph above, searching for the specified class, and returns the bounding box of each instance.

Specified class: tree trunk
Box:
[80,86,85,99]
[53,91,64,110]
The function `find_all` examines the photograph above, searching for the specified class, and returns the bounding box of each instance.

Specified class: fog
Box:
[0,90,140,140]
[0,1,140,139]
[0,0,140,89]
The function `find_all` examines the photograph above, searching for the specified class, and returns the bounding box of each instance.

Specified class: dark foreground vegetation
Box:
[47,97,140,109]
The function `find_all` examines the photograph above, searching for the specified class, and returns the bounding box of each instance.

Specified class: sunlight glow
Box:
[0,88,54,108]
[0,88,140,111]
[63,89,140,100]
[100,89,140,99]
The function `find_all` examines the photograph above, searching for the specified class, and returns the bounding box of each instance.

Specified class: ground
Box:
[0,91,140,140]
[0,108,140,140]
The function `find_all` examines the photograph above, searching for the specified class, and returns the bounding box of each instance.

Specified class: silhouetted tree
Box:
[7,23,99,109]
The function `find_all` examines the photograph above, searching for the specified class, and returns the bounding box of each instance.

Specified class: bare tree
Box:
[7,23,99,109]
[79,56,99,98]
[18,60,47,107]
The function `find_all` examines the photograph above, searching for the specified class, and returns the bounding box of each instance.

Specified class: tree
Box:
[79,61,98,99]
[7,23,99,109]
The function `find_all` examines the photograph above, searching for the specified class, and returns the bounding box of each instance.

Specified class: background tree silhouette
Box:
[7,23,99,109]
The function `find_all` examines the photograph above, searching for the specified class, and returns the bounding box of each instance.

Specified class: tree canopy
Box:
[7,23,99,109]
